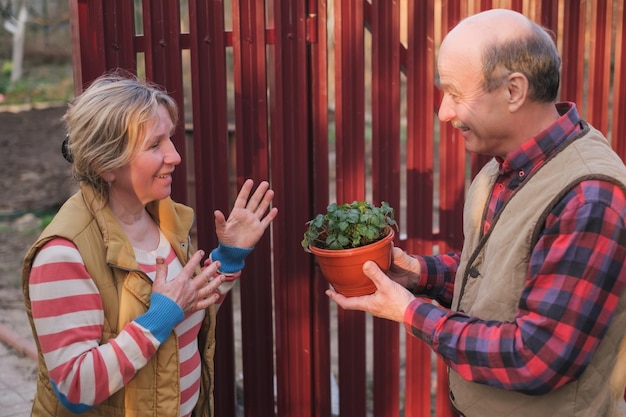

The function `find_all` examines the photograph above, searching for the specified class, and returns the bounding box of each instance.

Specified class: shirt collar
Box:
[497,102,582,176]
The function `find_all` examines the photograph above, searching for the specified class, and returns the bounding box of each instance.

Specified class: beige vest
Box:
[450,124,626,417]
[22,185,217,417]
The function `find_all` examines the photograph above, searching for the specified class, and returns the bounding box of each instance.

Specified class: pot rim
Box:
[308,228,395,256]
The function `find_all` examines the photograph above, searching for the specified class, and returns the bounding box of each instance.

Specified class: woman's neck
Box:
[108,200,160,252]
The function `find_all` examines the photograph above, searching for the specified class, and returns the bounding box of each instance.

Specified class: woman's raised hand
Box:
[213,179,278,249]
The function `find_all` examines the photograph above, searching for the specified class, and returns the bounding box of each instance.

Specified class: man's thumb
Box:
[363,260,383,285]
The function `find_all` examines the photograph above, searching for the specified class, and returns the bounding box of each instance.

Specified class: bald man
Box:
[327,9,626,417]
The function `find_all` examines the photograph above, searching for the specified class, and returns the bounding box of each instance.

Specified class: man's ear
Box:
[507,72,528,112]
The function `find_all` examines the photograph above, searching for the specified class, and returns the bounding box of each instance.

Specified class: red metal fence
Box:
[69,0,626,416]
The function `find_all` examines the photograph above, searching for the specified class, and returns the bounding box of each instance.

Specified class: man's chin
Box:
[462,134,479,151]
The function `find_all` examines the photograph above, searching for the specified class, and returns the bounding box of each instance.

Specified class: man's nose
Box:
[437,94,455,123]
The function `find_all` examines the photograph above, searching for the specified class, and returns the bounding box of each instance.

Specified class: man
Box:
[326,8,626,417]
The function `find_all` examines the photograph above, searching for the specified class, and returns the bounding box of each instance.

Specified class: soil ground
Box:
[0,104,72,415]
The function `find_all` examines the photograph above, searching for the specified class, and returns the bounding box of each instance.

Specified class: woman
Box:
[22,72,278,417]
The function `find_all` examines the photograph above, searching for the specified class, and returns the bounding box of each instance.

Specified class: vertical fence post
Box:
[307,0,333,416]
[230,1,276,416]
[613,0,626,156]
[370,1,402,416]
[587,0,613,134]
[69,0,136,93]
[269,0,320,416]
[141,0,187,203]
[560,0,585,105]
[187,0,236,414]
[333,1,368,416]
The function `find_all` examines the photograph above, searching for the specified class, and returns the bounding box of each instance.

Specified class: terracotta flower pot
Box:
[309,229,395,297]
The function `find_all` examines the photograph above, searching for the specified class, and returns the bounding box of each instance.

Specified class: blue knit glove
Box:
[210,242,254,274]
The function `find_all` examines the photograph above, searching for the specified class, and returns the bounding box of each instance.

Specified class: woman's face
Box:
[109,104,181,208]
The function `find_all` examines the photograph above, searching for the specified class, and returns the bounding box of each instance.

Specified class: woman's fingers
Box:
[154,251,227,314]
[233,180,274,216]
[248,181,270,212]
[192,260,220,287]
[232,179,255,209]
[194,271,225,310]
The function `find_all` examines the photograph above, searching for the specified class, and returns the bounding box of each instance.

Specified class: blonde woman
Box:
[22,72,277,417]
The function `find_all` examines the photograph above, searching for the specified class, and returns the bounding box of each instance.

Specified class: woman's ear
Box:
[102,171,115,185]
[507,72,528,112]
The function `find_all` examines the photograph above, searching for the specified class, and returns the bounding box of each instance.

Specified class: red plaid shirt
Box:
[405,102,626,394]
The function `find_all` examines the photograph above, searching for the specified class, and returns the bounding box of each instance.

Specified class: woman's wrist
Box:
[210,242,254,274]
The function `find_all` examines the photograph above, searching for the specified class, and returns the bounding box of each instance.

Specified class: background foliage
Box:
[0,0,73,105]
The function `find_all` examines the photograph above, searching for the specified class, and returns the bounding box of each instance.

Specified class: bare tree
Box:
[1,0,28,82]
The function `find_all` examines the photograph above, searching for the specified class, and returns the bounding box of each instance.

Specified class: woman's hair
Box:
[63,70,178,199]
[481,22,561,102]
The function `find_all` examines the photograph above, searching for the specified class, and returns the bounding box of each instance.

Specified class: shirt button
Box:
[469,267,480,278]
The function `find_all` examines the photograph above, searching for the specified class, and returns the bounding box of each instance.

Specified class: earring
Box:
[61,134,73,163]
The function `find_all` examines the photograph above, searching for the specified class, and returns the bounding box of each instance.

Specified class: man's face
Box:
[436,37,513,158]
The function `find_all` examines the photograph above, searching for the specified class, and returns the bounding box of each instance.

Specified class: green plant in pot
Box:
[301,200,397,297]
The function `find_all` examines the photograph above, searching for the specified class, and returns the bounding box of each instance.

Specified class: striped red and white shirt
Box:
[29,231,203,416]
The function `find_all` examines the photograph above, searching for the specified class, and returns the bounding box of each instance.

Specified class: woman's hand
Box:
[214,179,278,249]
[152,250,225,315]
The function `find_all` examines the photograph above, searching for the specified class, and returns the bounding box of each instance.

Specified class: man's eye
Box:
[446,92,462,103]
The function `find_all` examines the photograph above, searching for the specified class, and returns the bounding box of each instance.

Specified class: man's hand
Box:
[387,247,422,292]
[326,260,416,323]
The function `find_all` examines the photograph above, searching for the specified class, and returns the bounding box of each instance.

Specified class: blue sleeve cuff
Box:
[135,292,184,343]
[52,380,93,413]
[210,242,254,274]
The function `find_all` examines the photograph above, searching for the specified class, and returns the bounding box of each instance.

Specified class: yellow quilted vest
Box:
[22,184,217,417]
